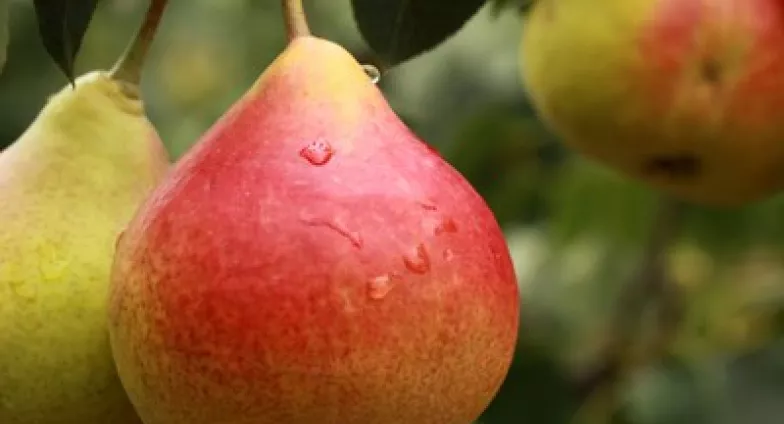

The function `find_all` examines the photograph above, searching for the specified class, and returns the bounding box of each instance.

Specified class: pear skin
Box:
[520,0,784,206]
[0,1,171,420]
[0,71,169,424]
[109,35,519,424]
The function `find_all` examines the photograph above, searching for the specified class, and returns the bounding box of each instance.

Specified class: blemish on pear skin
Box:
[700,56,723,85]
[643,153,702,180]
[418,201,438,211]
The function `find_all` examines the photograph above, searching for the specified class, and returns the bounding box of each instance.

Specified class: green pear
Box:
[520,0,784,206]
[0,2,171,423]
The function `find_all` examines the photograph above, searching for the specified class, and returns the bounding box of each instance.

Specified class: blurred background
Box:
[4,1,784,423]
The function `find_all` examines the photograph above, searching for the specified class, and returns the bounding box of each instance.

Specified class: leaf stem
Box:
[110,0,170,86]
[282,0,311,41]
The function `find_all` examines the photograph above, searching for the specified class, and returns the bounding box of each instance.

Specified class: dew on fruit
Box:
[434,218,458,236]
[299,139,334,166]
[423,216,459,238]
[362,64,381,84]
[300,214,363,249]
[643,153,701,179]
[443,249,455,261]
[367,274,393,300]
[403,243,431,275]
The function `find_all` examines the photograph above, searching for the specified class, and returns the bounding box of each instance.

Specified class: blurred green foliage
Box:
[4,1,784,423]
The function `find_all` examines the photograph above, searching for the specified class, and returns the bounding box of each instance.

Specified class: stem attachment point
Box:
[110,0,170,86]
[282,0,311,41]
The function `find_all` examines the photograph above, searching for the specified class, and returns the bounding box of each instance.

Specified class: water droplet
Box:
[299,139,335,166]
[301,214,363,249]
[443,249,455,261]
[10,280,37,300]
[362,64,381,84]
[434,218,458,236]
[403,244,431,275]
[367,274,393,300]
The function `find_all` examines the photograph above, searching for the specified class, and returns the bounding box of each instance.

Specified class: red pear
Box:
[107,8,520,424]
[520,0,784,206]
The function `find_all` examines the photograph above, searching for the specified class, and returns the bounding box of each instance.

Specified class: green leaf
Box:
[32,0,98,83]
[350,0,488,67]
[0,0,9,74]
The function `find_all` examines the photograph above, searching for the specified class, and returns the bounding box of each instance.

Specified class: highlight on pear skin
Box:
[1,1,782,423]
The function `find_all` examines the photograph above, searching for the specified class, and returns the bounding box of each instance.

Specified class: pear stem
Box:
[109,0,170,86]
[282,0,311,41]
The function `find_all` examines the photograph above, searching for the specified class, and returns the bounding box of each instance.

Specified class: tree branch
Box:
[572,196,686,405]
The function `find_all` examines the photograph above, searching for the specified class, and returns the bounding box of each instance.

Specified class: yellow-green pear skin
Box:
[520,0,784,206]
[0,71,169,424]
